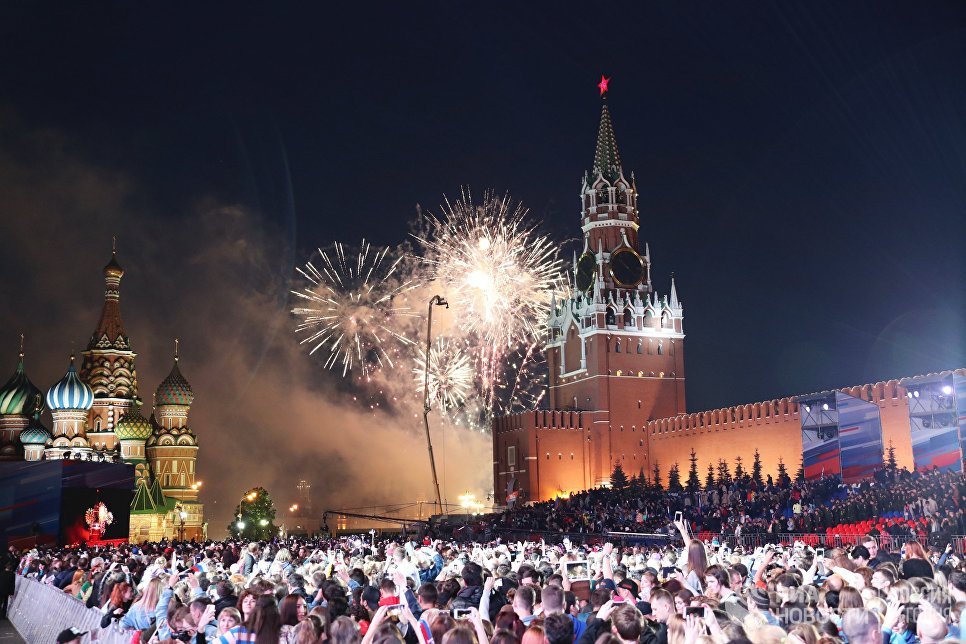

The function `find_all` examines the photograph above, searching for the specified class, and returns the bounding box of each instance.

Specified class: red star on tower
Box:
[597,75,610,96]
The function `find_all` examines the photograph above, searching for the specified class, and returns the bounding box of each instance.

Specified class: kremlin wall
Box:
[493,92,966,502]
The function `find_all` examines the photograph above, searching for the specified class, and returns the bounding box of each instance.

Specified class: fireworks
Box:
[416,191,561,349]
[291,240,418,377]
[293,191,563,426]
[415,190,563,415]
[414,336,473,412]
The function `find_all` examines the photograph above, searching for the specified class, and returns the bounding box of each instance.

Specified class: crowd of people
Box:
[487,468,965,546]
[2,467,965,644]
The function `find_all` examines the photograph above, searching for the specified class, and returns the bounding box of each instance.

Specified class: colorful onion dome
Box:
[114,407,153,441]
[155,353,193,407]
[46,355,95,411]
[0,354,42,416]
[19,416,52,445]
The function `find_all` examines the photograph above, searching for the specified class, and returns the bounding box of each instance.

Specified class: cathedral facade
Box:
[0,252,204,542]
[492,92,965,502]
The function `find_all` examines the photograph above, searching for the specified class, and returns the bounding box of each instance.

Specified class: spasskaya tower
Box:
[493,80,686,502]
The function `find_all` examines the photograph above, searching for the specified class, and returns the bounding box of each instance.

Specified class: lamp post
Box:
[176,503,187,541]
[423,295,448,514]
[236,490,258,537]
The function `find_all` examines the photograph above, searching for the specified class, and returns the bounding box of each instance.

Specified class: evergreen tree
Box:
[777,457,789,487]
[705,461,716,489]
[734,455,745,481]
[668,462,682,493]
[652,461,662,490]
[639,467,647,487]
[228,486,278,540]
[611,461,629,489]
[686,448,701,495]
[886,440,898,471]
[752,449,764,486]
[717,459,732,486]
[796,457,805,483]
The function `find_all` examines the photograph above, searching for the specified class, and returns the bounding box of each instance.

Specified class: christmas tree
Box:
[228,487,279,540]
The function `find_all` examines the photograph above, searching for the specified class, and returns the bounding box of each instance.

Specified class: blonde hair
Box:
[274,548,292,563]
[134,576,165,612]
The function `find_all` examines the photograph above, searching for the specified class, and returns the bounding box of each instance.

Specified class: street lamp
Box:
[236,490,259,536]
[176,504,187,541]
[422,295,448,514]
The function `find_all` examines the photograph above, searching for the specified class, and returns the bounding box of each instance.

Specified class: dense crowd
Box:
[488,469,966,545]
[2,468,965,644]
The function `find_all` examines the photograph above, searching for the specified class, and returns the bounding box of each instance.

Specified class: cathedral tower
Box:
[81,248,139,452]
[0,339,42,460]
[45,355,95,459]
[146,342,199,502]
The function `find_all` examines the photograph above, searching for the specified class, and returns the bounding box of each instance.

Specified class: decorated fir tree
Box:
[228,486,279,540]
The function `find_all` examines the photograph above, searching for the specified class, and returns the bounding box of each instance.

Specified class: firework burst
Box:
[415,190,563,414]
[292,240,418,377]
[413,336,473,412]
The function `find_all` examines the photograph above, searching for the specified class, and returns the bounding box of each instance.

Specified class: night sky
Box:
[1,2,964,514]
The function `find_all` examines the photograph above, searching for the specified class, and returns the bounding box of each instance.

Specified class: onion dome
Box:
[0,352,42,416]
[114,407,153,441]
[19,416,52,445]
[155,343,193,406]
[46,355,95,411]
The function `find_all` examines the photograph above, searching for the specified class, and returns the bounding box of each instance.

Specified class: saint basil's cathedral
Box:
[0,251,204,542]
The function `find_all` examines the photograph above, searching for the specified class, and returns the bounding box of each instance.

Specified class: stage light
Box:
[803,405,810,413]
[941,385,952,395]
[913,390,920,398]
[822,403,829,411]
[907,392,913,399]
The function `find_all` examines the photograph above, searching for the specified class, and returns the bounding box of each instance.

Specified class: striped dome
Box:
[46,357,94,411]
[155,360,193,407]
[0,357,42,416]
[19,417,52,445]
[114,408,153,441]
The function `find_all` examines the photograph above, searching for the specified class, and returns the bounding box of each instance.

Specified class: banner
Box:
[836,392,884,482]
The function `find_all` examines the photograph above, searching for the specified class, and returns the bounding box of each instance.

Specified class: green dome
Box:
[114,408,153,441]
[0,357,42,416]
[156,359,194,407]
[19,417,52,445]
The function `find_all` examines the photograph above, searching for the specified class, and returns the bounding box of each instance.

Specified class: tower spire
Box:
[593,79,622,183]
[669,273,680,310]
[174,338,180,362]
[88,244,129,351]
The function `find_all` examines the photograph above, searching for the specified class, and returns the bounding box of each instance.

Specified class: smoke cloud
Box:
[0,111,493,536]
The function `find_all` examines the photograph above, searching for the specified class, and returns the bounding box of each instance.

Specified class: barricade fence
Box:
[9,577,134,644]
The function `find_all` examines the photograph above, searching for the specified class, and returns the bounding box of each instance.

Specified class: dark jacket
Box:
[215,593,238,617]
[0,569,15,596]
[454,584,484,608]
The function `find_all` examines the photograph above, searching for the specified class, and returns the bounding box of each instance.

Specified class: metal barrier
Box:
[8,577,134,644]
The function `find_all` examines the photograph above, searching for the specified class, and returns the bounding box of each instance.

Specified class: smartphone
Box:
[674,511,683,523]
[385,603,404,617]
[815,548,824,558]
[686,606,703,617]
[452,608,473,619]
